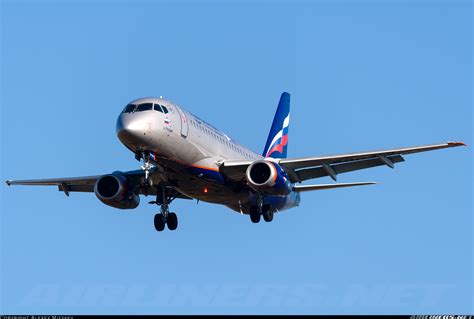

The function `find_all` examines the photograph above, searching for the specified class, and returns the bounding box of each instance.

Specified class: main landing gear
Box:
[152,183,179,232]
[137,152,179,232]
[136,151,179,232]
[249,196,274,224]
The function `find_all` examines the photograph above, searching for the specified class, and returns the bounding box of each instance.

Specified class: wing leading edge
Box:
[220,141,467,183]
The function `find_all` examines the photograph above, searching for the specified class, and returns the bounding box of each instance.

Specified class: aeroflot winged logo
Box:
[265,114,290,158]
[263,92,291,158]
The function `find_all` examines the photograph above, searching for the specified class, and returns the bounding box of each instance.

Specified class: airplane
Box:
[5,92,466,232]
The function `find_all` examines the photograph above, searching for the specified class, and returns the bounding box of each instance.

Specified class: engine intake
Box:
[94,173,139,209]
[249,162,273,185]
[246,160,292,195]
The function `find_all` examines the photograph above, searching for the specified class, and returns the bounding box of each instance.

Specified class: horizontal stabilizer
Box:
[293,182,377,192]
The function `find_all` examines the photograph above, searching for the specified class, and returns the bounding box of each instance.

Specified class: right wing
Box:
[5,169,192,200]
[6,175,100,193]
[6,170,151,195]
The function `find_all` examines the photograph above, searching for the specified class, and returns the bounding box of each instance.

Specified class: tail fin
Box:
[262,92,290,158]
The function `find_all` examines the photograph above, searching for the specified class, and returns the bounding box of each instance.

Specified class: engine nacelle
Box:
[245,160,292,195]
[94,173,140,209]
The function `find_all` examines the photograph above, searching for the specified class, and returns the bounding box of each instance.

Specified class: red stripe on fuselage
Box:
[190,164,220,172]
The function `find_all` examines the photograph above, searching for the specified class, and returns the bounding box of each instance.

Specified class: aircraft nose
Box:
[116,114,148,146]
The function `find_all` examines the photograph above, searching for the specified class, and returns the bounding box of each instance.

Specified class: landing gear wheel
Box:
[167,212,178,231]
[262,206,273,222]
[152,183,180,232]
[250,207,261,223]
[154,213,166,231]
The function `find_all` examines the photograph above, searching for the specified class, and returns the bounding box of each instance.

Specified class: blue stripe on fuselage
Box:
[184,166,226,185]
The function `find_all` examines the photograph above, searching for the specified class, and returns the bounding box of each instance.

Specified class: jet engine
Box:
[94,173,140,209]
[245,160,292,195]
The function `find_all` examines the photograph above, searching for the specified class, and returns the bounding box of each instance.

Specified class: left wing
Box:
[293,182,377,192]
[220,141,466,183]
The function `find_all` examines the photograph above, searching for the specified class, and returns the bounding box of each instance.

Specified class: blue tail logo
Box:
[262,92,290,158]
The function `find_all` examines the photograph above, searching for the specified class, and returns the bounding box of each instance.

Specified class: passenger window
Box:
[154,104,164,113]
[161,105,169,114]
[136,103,153,112]
[122,104,136,113]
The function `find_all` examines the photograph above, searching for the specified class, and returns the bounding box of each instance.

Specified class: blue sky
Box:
[1,0,472,315]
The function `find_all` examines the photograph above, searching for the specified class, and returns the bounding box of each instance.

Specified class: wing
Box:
[293,182,377,192]
[5,169,192,200]
[6,175,101,194]
[220,141,466,183]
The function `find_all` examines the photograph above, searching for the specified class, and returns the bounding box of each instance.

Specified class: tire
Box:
[249,207,260,223]
[167,212,178,231]
[154,213,166,231]
[262,206,273,222]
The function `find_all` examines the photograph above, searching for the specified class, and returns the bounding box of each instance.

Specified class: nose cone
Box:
[116,114,149,149]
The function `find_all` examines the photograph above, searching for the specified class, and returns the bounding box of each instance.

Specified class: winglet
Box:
[447,141,467,147]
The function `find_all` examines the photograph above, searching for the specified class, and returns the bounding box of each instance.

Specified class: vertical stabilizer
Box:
[262,92,290,158]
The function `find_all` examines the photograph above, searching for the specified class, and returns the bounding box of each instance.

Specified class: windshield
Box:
[154,104,169,114]
[122,104,136,113]
[154,104,163,113]
[123,102,166,114]
[135,103,154,112]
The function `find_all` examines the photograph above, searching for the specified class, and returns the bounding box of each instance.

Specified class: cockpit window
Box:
[161,105,169,114]
[135,103,154,112]
[122,104,136,113]
[154,104,164,113]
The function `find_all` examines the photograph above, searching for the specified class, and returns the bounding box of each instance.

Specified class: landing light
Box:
[203,187,208,193]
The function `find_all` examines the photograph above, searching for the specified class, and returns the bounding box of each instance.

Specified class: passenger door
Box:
[176,107,189,138]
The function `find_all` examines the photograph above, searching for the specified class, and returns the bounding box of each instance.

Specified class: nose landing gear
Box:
[139,151,154,187]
